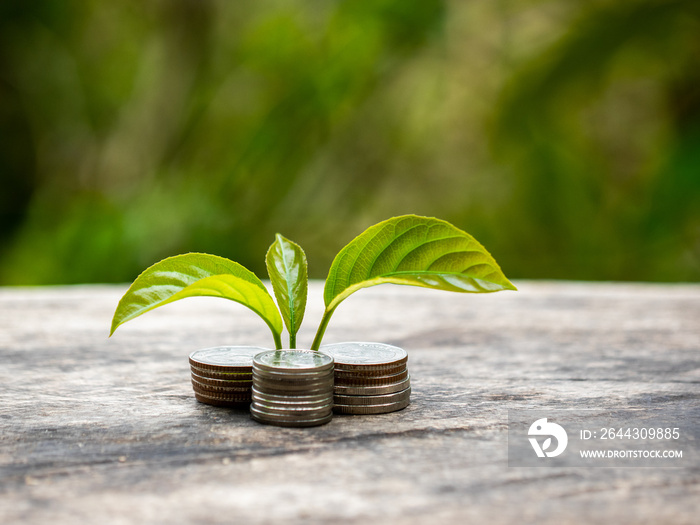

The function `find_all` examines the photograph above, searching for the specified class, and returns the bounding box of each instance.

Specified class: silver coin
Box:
[191,377,252,393]
[253,369,333,381]
[190,365,253,380]
[250,411,333,427]
[191,385,252,400]
[332,398,410,415]
[251,390,333,406]
[252,397,333,411]
[253,377,334,393]
[333,386,411,406]
[251,410,334,423]
[333,363,406,377]
[250,405,333,421]
[253,350,333,373]
[252,398,332,409]
[253,368,334,381]
[194,392,250,408]
[191,371,253,388]
[250,402,333,417]
[333,377,410,396]
[320,342,407,368]
[251,387,333,403]
[254,388,333,399]
[334,368,408,384]
[189,346,266,372]
[252,376,334,389]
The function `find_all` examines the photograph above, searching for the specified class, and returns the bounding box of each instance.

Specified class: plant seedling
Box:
[110,215,517,349]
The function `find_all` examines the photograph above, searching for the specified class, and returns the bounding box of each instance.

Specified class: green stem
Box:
[273,331,283,350]
[311,307,335,350]
[289,332,296,349]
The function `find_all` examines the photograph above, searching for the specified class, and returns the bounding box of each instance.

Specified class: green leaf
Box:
[311,215,516,348]
[324,216,517,311]
[265,234,308,348]
[110,253,283,348]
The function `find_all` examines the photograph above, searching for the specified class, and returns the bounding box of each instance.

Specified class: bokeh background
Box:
[1,0,698,285]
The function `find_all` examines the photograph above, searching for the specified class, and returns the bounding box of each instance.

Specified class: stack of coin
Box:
[189,346,266,407]
[251,350,334,427]
[320,342,410,415]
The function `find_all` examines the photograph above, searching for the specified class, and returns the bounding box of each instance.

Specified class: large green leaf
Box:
[265,234,308,348]
[312,215,516,348]
[110,253,283,348]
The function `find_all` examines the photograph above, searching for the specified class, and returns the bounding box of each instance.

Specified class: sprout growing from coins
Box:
[110,214,516,349]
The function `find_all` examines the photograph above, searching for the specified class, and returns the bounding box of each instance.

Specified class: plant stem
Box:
[273,331,283,350]
[310,307,335,350]
[289,332,296,349]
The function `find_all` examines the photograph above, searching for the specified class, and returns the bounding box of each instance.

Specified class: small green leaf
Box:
[266,234,308,348]
[311,215,516,349]
[110,253,283,348]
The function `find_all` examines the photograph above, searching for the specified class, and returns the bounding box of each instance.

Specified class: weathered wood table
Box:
[1,281,698,524]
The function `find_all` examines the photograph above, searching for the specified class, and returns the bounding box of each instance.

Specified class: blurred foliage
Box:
[0,0,698,285]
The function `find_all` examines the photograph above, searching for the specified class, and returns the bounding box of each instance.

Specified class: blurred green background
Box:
[1,0,699,285]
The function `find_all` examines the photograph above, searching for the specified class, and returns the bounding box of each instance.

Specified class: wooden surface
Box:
[0,281,698,524]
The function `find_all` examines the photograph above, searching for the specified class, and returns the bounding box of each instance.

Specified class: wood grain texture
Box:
[0,281,699,524]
